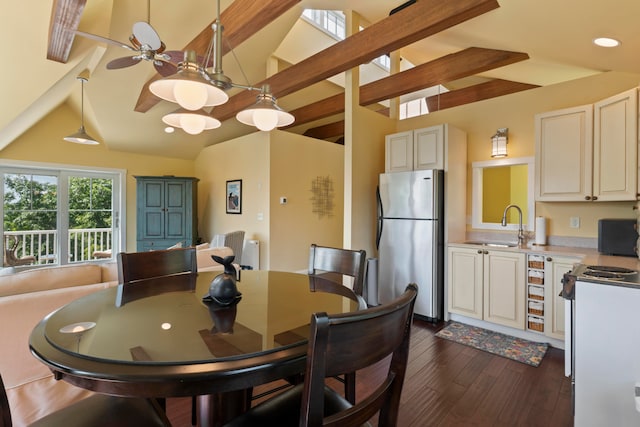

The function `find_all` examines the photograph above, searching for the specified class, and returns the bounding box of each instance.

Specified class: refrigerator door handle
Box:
[376,186,383,250]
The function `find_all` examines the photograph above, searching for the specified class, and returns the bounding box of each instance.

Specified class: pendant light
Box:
[236,84,294,131]
[64,76,100,145]
[162,108,221,135]
[149,50,228,110]
[148,0,294,133]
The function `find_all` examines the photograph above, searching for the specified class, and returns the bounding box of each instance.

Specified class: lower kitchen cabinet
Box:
[448,245,526,329]
[544,255,579,339]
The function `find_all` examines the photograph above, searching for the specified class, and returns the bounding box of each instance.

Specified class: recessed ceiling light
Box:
[164,126,175,133]
[593,37,620,47]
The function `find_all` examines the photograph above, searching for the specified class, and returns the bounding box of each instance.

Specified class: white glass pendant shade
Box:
[252,109,279,131]
[173,80,209,111]
[236,88,294,131]
[149,51,228,110]
[162,108,221,135]
[180,114,206,135]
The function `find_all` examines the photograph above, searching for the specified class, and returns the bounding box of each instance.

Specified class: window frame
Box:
[0,159,126,267]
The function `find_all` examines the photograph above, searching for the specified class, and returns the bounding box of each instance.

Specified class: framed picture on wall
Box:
[226,179,242,214]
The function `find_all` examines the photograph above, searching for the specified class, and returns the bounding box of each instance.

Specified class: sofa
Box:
[0,245,234,426]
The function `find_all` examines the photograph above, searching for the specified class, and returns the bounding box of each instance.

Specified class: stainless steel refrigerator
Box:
[376,169,444,320]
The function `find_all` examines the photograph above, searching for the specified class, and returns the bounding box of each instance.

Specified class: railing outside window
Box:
[3,228,112,266]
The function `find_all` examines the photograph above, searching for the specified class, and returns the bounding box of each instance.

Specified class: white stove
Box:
[564,263,640,425]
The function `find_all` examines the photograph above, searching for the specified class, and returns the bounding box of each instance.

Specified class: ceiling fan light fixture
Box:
[149,51,228,110]
[64,76,100,145]
[236,85,294,131]
[162,108,221,135]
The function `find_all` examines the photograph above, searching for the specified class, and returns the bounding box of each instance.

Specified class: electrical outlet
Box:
[570,217,580,228]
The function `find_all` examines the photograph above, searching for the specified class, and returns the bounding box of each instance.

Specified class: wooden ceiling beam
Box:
[360,47,529,106]
[134,0,300,112]
[48,0,88,62]
[285,47,527,128]
[212,0,500,122]
[425,79,539,111]
[303,121,345,140]
[285,93,345,128]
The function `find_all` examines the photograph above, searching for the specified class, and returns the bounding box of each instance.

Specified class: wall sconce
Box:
[491,128,508,158]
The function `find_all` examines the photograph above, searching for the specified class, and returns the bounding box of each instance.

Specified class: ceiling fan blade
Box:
[74,31,137,52]
[161,50,185,65]
[132,21,162,50]
[106,56,142,70]
[154,61,178,77]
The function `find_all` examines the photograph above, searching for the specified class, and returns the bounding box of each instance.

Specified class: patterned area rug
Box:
[435,322,548,367]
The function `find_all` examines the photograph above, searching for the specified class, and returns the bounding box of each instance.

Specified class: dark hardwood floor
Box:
[166,319,573,426]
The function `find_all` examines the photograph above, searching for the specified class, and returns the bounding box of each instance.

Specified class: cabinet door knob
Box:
[546,257,552,262]
[585,196,591,200]
[483,250,489,255]
[592,196,598,201]
[477,250,483,254]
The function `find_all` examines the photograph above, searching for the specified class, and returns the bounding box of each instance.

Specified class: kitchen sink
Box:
[463,241,518,248]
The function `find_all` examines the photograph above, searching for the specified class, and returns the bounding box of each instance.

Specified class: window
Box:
[1,163,124,267]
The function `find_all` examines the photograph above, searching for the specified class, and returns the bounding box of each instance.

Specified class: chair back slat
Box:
[308,244,366,296]
[116,247,197,306]
[301,283,418,427]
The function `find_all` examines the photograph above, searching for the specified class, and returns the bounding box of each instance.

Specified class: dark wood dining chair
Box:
[116,247,197,307]
[308,243,367,403]
[0,371,170,427]
[116,246,198,424]
[223,283,418,427]
[308,243,367,298]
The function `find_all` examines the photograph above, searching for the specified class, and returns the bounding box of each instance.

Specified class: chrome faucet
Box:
[501,204,525,246]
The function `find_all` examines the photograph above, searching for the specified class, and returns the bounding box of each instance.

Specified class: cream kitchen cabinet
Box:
[448,245,526,329]
[535,88,638,201]
[384,124,464,172]
[543,255,579,340]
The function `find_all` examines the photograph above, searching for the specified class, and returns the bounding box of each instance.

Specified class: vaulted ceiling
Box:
[2,0,640,159]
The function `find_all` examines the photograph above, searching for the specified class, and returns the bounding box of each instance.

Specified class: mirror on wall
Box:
[471,157,535,231]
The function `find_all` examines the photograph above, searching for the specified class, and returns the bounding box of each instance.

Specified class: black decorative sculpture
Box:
[204,255,241,306]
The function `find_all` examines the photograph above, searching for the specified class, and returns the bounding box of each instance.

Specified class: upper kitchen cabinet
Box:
[385,124,464,172]
[385,130,414,172]
[593,89,638,201]
[535,88,638,202]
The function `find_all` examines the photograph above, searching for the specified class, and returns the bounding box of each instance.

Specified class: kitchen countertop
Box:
[449,240,640,270]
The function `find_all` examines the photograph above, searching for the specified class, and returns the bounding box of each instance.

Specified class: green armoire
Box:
[135,176,198,251]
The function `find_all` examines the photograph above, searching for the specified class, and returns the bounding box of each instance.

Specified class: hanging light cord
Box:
[79,77,86,129]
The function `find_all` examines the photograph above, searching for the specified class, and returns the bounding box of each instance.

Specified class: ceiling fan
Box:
[74,21,182,76]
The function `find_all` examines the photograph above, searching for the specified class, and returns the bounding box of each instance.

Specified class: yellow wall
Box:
[270,133,344,271]
[348,105,395,257]
[395,71,640,238]
[195,130,344,271]
[0,102,195,252]
[483,167,510,223]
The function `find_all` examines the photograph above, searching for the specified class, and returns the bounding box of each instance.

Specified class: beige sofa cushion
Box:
[196,246,235,272]
[0,264,104,297]
[0,283,112,426]
[100,261,118,283]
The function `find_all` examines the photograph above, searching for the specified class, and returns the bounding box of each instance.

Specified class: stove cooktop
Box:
[562,264,640,300]
[575,264,640,284]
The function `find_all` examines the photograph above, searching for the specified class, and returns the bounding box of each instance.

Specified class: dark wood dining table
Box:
[29,270,364,427]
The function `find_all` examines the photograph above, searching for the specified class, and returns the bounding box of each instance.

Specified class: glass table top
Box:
[43,270,360,365]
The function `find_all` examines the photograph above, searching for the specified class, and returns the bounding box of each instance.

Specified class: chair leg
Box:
[345,372,356,404]
[191,396,197,426]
